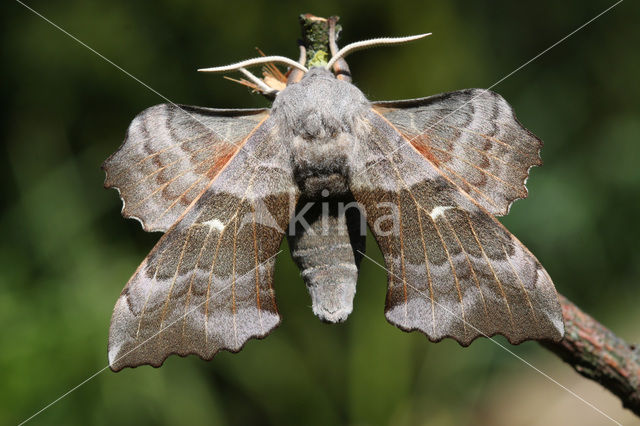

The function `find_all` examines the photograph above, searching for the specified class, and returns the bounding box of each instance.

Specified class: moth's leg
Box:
[239,68,277,95]
[287,44,307,85]
[329,16,351,82]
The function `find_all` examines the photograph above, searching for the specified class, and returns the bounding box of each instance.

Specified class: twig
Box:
[298,14,333,65]
[541,294,640,416]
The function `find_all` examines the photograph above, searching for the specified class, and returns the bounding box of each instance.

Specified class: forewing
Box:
[103,104,269,232]
[373,89,542,216]
[349,110,563,345]
[108,118,298,370]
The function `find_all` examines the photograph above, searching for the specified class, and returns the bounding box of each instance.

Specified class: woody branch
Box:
[541,295,640,415]
[297,13,640,417]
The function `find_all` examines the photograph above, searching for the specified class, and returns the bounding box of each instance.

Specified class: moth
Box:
[104,20,564,371]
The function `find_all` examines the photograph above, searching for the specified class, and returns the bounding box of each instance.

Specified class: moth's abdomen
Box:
[287,196,366,323]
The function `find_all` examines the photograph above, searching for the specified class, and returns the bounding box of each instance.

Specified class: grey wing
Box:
[108,118,298,370]
[373,89,542,216]
[103,104,269,232]
[349,110,563,346]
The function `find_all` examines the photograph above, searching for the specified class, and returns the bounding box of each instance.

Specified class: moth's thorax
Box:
[272,67,370,198]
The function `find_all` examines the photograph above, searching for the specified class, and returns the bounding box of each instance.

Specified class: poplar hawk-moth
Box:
[103,19,563,371]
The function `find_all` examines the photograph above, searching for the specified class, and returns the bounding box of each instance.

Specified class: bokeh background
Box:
[2,0,639,424]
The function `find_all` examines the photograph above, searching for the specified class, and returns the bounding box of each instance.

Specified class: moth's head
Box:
[198,24,431,100]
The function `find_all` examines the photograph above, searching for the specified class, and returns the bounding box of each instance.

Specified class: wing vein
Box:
[231,216,239,348]
[450,125,536,157]
[427,214,468,337]
[495,231,539,325]
[464,211,516,332]
[251,204,264,333]
[428,146,526,194]
[395,191,409,321]
[434,163,501,209]
[443,214,490,321]
[415,205,436,334]
[181,224,215,343]
[115,143,214,187]
[135,248,167,340]
[158,226,193,331]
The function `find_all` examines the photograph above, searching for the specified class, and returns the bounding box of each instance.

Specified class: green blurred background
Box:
[2,0,639,424]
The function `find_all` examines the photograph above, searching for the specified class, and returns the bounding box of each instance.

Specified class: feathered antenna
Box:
[325,33,431,70]
[198,56,308,74]
[199,28,430,97]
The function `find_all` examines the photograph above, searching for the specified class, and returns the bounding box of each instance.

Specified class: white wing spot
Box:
[203,219,226,231]
[429,206,454,220]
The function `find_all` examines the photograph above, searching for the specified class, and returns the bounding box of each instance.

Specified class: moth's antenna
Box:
[325,33,431,70]
[198,56,308,73]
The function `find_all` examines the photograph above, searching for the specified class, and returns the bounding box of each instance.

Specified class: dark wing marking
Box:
[108,118,298,370]
[103,104,270,232]
[349,110,563,345]
[373,90,542,216]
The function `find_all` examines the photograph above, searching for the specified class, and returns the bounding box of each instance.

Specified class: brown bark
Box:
[541,294,640,416]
